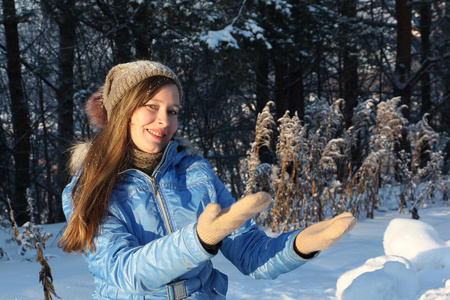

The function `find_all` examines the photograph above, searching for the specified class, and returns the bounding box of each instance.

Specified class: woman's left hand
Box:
[295,212,356,256]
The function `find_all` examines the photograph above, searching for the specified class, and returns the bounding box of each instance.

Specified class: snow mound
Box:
[418,280,450,300]
[336,218,450,300]
[383,218,448,271]
[335,255,419,300]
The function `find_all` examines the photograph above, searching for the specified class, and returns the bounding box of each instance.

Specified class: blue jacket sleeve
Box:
[61,178,215,296]
[212,176,317,280]
[222,222,314,279]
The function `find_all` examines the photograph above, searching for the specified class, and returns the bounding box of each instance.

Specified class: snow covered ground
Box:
[1,204,449,300]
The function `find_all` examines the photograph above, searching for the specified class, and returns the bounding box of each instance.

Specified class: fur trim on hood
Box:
[68,141,92,176]
[173,136,202,157]
[68,136,202,176]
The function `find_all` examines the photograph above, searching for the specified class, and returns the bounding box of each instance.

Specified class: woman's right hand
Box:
[196,192,272,246]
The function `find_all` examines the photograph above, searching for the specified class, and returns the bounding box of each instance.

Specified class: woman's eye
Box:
[146,104,157,110]
[169,110,178,116]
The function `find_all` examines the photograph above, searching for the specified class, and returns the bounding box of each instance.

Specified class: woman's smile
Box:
[147,129,165,139]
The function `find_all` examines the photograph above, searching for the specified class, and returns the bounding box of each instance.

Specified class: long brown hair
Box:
[58,76,177,254]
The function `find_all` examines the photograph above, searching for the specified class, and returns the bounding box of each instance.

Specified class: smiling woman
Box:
[57,60,355,300]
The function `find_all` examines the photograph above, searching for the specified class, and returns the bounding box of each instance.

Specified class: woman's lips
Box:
[147,129,165,139]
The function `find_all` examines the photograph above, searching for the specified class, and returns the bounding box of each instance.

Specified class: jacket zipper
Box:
[151,177,173,234]
[150,143,173,235]
[120,142,175,235]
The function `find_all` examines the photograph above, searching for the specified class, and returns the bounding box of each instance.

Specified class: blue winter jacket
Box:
[62,140,315,299]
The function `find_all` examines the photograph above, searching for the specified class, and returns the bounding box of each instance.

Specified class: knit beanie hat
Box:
[85,60,182,129]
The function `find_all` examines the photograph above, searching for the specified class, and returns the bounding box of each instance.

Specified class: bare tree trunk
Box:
[134,2,151,59]
[39,80,56,223]
[254,54,275,165]
[395,0,412,120]
[419,1,432,116]
[54,0,77,222]
[112,0,132,63]
[255,55,269,114]
[340,0,359,128]
[288,65,304,121]
[2,0,31,226]
[274,58,304,120]
[274,59,288,120]
[441,0,450,173]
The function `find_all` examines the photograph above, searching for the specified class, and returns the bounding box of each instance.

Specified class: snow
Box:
[336,255,420,300]
[1,205,449,299]
[199,25,239,51]
[384,219,450,272]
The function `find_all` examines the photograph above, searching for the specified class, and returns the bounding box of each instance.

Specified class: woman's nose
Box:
[156,111,169,125]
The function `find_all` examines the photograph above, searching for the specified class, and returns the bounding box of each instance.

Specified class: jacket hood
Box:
[68,136,201,176]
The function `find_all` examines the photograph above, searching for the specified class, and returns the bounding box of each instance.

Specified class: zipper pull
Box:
[151,177,157,195]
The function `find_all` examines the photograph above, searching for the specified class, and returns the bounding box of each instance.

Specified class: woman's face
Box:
[129,83,180,153]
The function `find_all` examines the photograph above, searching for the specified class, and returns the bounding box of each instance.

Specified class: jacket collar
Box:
[122,138,193,179]
[69,136,200,177]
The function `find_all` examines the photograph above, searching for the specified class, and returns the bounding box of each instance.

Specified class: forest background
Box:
[1,0,450,231]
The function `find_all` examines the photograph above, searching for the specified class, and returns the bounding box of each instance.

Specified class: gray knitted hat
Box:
[103,60,182,120]
[85,61,182,129]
